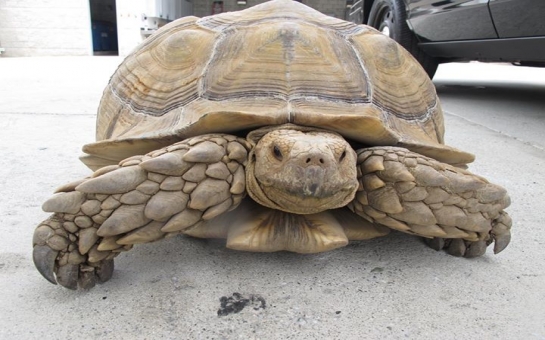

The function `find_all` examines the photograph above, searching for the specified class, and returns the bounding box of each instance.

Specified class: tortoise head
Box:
[246,125,358,214]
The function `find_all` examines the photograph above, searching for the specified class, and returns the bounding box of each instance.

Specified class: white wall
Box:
[0,0,347,58]
[115,0,147,56]
[0,0,92,57]
[180,0,192,17]
[116,0,193,57]
[0,0,191,57]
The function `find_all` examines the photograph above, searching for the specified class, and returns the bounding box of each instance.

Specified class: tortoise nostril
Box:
[305,156,326,165]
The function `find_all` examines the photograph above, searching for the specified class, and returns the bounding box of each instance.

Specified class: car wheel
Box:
[368,0,438,79]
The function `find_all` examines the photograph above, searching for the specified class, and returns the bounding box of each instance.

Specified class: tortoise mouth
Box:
[260,182,358,214]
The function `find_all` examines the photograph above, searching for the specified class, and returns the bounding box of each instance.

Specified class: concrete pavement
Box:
[1,57,544,339]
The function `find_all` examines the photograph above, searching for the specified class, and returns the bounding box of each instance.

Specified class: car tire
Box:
[367,0,439,79]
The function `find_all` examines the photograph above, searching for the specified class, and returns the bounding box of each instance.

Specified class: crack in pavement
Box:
[444,110,545,152]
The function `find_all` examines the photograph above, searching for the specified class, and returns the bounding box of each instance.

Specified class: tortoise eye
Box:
[339,150,347,162]
[273,145,283,161]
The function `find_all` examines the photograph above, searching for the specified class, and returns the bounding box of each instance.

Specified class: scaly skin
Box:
[349,146,512,257]
[246,127,358,214]
[33,134,249,289]
[33,129,513,290]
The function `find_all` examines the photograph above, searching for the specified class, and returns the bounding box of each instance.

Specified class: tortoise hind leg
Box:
[349,146,512,257]
[33,134,249,289]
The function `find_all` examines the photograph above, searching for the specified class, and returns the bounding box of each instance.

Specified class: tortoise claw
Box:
[492,211,512,254]
[424,237,445,251]
[79,270,97,290]
[96,259,115,283]
[33,245,58,285]
[464,239,487,258]
[424,237,487,258]
[493,232,511,254]
[446,239,466,257]
[77,260,115,289]
[56,264,79,290]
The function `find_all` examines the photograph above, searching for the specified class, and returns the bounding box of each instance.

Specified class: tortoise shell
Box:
[81,0,474,170]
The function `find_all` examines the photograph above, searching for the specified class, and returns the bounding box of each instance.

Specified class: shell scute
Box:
[82,0,473,170]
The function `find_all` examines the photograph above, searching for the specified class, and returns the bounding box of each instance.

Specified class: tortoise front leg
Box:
[33,134,249,289]
[349,147,512,257]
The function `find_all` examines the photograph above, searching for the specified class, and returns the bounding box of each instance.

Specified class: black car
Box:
[345,0,545,78]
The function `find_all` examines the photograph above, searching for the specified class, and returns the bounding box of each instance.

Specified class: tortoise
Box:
[32,0,512,290]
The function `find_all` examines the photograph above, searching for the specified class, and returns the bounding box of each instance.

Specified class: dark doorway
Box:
[89,0,118,55]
